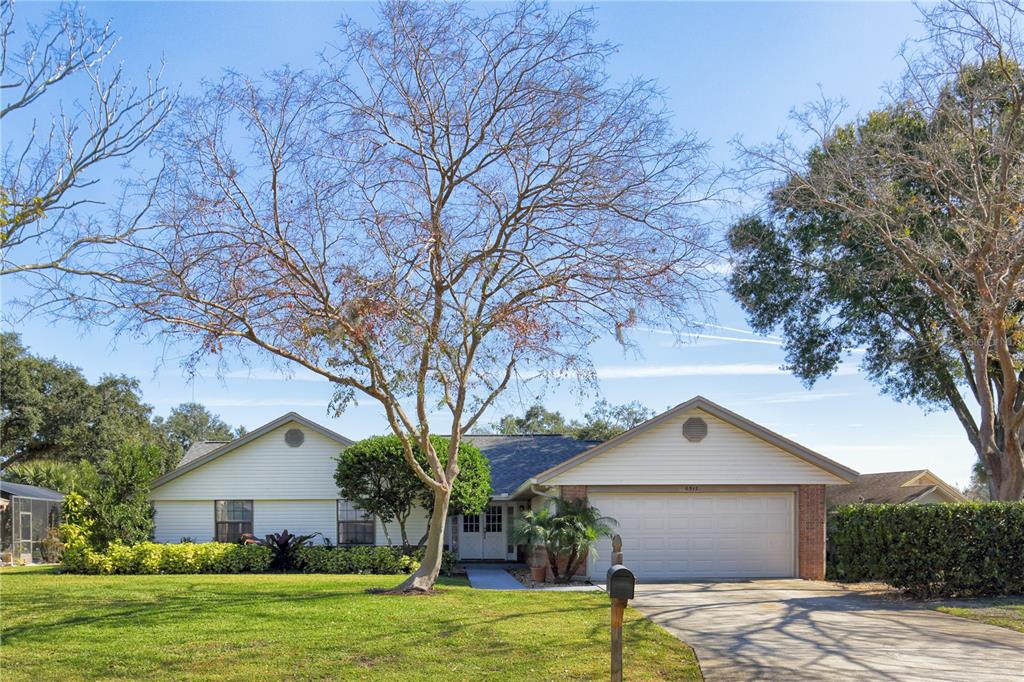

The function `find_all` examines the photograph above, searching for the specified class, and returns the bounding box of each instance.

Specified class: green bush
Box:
[828,502,1024,598]
[59,539,460,576]
[296,546,421,575]
[410,547,458,577]
[60,540,273,575]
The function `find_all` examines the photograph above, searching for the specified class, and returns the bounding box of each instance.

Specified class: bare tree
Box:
[36,1,718,590]
[0,1,171,276]
[735,0,1024,499]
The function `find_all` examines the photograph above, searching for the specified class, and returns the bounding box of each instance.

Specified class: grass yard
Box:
[934,597,1024,634]
[0,567,701,681]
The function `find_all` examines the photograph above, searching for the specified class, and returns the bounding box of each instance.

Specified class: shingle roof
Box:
[825,470,962,506]
[465,434,602,495]
[179,441,232,467]
[0,480,64,501]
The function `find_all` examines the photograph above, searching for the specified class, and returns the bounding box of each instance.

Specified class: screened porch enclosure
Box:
[0,482,64,565]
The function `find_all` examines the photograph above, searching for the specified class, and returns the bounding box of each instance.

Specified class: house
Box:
[0,481,64,565]
[825,470,966,507]
[149,396,859,581]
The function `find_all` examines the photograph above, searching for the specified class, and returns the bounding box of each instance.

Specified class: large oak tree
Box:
[35,1,717,590]
[731,0,1024,499]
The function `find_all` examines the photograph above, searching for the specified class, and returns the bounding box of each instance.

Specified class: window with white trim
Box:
[462,514,480,533]
[214,500,253,542]
[337,500,375,546]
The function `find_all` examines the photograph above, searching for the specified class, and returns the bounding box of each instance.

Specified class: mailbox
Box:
[606,564,636,600]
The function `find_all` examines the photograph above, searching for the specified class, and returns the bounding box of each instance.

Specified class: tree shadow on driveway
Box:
[631,581,1024,681]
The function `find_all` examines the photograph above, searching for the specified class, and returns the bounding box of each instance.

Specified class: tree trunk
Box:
[396,515,410,549]
[547,544,561,582]
[991,438,1024,501]
[393,486,451,592]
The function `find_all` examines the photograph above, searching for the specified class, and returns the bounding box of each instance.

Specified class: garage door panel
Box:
[590,492,795,581]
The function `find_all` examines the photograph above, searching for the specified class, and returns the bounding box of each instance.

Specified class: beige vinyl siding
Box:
[253,500,337,539]
[150,423,343,501]
[913,489,953,505]
[378,508,433,547]
[153,501,215,543]
[546,409,846,486]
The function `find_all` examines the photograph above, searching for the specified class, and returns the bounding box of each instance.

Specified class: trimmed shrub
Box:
[296,546,421,575]
[828,502,1024,598]
[60,541,273,575]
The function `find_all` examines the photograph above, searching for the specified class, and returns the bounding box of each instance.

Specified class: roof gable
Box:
[152,412,353,490]
[827,469,966,506]
[535,396,858,486]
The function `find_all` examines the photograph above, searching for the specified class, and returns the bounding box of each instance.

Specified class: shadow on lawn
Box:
[2,580,608,647]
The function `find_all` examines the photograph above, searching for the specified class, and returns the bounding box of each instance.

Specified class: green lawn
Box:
[934,597,1024,634]
[0,567,701,681]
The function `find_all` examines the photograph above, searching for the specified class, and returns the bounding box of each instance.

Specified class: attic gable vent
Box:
[682,417,707,443]
[284,428,305,448]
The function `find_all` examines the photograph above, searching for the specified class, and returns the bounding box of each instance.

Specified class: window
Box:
[337,500,375,546]
[484,505,503,533]
[215,500,253,542]
[462,514,480,534]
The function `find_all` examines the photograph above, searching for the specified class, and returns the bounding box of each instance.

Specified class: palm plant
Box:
[513,499,617,583]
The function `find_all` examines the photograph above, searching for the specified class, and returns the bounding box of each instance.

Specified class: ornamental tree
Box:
[0,2,171,276]
[32,1,717,590]
[335,435,491,549]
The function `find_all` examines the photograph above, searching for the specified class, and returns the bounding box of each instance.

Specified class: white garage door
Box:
[589,492,795,581]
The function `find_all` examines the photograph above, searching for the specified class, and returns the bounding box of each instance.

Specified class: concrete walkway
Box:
[631,580,1024,681]
[464,564,525,590]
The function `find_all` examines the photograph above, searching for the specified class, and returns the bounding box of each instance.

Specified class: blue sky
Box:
[4,2,977,487]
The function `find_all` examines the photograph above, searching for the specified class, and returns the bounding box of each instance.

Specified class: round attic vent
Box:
[284,428,305,448]
[682,417,708,443]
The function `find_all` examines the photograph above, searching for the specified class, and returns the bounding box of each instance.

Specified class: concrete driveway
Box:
[630,580,1024,681]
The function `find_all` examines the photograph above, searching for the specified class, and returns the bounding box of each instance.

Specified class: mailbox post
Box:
[607,535,635,682]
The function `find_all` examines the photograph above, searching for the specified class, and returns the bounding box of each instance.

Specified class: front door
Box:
[458,504,507,560]
[18,511,32,564]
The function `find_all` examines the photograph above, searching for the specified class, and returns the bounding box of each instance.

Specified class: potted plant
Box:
[547,498,617,581]
[513,499,617,583]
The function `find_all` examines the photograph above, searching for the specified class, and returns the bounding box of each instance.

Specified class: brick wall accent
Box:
[560,485,588,501]
[797,484,826,580]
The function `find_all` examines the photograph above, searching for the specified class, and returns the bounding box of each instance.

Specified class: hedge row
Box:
[296,546,419,574]
[827,502,1024,598]
[59,540,454,576]
[61,541,274,575]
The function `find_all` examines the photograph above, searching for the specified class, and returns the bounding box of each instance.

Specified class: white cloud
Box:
[223,367,328,382]
[635,324,784,346]
[694,333,783,346]
[761,391,851,404]
[595,363,786,379]
[200,398,330,408]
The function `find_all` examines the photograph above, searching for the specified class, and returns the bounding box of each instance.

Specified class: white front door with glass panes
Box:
[458,504,507,560]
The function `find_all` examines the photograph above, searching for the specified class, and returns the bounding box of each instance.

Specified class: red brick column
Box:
[560,485,588,501]
[797,485,826,580]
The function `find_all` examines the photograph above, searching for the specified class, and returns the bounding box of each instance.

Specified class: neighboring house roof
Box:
[0,480,65,501]
[826,470,967,506]
[530,395,859,490]
[151,412,354,489]
[464,434,602,496]
[179,440,232,467]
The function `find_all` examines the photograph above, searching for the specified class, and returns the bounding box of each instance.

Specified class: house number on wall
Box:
[681,486,699,493]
